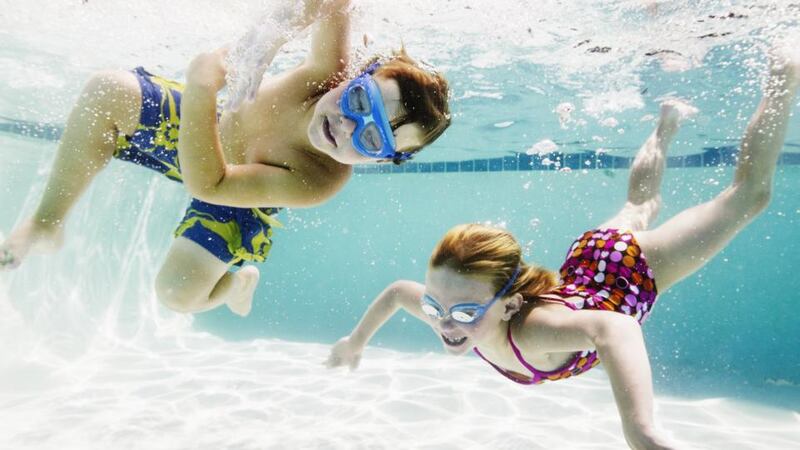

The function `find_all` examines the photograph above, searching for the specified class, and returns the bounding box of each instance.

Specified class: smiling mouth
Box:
[322,117,337,147]
[441,334,468,347]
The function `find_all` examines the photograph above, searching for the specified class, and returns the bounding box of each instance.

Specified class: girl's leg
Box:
[635,47,800,292]
[0,71,141,270]
[155,237,260,317]
[599,99,697,232]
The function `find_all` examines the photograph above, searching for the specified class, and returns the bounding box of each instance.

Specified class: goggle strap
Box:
[364,62,381,75]
[392,152,414,163]
[496,266,522,299]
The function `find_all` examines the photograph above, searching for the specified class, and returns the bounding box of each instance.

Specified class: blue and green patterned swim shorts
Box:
[114,67,281,266]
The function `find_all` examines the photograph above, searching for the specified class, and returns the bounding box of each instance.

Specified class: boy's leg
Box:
[598,99,697,232]
[636,46,800,292]
[0,71,141,270]
[155,237,260,317]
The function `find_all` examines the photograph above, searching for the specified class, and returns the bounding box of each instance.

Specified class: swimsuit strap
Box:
[536,293,582,309]
[474,300,586,384]
[472,318,565,385]
[472,322,539,384]
[472,346,536,385]
[507,321,586,381]
[505,324,539,379]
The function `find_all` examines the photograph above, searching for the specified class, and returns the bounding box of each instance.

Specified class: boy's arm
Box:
[520,306,675,449]
[326,280,426,369]
[223,0,348,110]
[301,0,352,80]
[179,50,349,208]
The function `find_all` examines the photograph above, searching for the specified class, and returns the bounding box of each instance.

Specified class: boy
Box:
[0,0,451,317]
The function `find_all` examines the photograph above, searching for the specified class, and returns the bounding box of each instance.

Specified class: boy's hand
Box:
[325,336,363,370]
[186,48,229,92]
[297,0,350,29]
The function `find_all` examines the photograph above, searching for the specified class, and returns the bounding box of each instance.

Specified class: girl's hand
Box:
[186,48,229,92]
[623,424,677,450]
[325,336,363,370]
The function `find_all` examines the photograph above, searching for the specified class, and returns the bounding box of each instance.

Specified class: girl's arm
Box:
[326,280,426,369]
[519,305,675,449]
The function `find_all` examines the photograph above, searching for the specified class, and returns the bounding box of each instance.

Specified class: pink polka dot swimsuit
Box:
[473,228,659,384]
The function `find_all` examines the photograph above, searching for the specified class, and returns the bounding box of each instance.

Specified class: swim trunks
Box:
[474,228,658,384]
[113,67,281,265]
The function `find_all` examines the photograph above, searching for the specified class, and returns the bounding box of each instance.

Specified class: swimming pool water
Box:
[1,1,799,448]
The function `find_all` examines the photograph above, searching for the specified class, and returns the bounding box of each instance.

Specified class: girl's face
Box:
[307,75,424,164]
[422,266,516,355]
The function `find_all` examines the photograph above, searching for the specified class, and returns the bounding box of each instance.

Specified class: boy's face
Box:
[307,75,425,164]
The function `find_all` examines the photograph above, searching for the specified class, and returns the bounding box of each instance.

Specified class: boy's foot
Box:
[225,265,260,317]
[0,219,64,271]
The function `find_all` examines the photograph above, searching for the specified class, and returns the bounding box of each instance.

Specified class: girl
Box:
[326,48,799,449]
[0,0,451,317]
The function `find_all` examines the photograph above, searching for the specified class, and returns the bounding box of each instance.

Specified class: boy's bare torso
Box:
[218,68,351,199]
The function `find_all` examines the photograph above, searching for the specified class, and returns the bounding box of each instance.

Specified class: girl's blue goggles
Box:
[420,267,521,324]
[339,64,411,161]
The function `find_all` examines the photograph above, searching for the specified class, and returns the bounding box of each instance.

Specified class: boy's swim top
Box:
[473,228,658,384]
[114,67,281,266]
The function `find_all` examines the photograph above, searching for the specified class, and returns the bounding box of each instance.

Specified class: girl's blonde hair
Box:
[429,224,558,301]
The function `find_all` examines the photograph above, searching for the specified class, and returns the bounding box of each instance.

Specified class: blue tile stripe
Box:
[2,117,798,173]
[0,116,64,141]
[355,146,800,174]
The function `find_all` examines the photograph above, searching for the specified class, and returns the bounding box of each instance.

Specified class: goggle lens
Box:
[451,310,478,324]
[347,85,372,115]
[358,123,384,153]
[421,303,442,319]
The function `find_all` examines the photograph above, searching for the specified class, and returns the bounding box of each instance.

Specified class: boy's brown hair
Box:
[359,48,451,161]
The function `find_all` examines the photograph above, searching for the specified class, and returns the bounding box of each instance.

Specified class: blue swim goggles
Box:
[421,267,522,324]
[339,63,411,161]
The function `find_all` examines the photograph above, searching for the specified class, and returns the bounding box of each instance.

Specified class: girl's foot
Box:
[654,98,697,142]
[768,41,800,94]
[0,219,64,271]
[225,265,260,317]
[660,98,699,125]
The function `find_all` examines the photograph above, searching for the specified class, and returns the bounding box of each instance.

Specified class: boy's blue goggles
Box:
[339,63,411,161]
